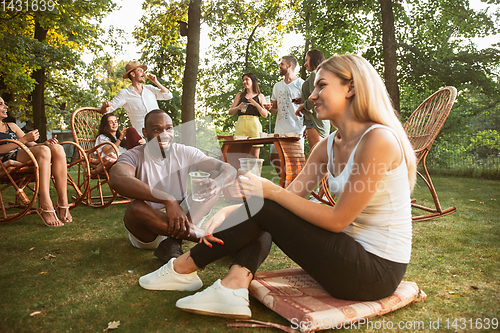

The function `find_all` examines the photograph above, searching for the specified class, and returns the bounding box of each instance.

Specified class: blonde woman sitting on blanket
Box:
[135,54,417,319]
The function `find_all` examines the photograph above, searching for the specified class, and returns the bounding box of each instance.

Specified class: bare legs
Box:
[174,252,253,290]
[49,144,72,222]
[17,144,70,226]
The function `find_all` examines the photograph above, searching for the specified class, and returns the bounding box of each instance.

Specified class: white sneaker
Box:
[176,279,251,319]
[139,258,203,291]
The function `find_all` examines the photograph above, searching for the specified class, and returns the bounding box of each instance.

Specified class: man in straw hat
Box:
[100,61,173,148]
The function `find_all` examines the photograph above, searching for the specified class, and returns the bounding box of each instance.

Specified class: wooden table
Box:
[220,136,306,200]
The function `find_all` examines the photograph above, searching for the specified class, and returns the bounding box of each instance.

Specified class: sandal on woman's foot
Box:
[54,202,73,223]
[36,208,64,227]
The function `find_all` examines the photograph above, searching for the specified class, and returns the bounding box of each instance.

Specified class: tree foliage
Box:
[0,0,118,138]
[391,0,500,169]
[3,0,498,168]
[133,0,190,126]
[199,0,291,133]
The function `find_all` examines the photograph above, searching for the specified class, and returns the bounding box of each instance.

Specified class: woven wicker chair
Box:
[404,86,457,221]
[0,139,89,224]
[0,141,39,224]
[311,86,457,222]
[71,107,129,208]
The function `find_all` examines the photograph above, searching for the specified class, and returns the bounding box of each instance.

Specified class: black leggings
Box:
[190,198,407,301]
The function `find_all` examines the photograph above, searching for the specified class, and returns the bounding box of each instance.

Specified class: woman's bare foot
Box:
[55,200,73,223]
[36,206,64,227]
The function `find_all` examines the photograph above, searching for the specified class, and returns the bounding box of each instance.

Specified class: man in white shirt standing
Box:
[269,55,305,174]
[100,61,173,146]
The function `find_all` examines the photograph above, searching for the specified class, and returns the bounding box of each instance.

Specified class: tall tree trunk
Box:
[300,38,310,80]
[181,0,201,147]
[31,19,48,141]
[300,10,311,80]
[380,0,400,114]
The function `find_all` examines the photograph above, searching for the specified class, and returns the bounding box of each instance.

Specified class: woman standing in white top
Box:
[136,54,417,319]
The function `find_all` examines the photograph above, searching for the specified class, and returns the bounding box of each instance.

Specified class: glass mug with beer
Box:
[264,95,272,109]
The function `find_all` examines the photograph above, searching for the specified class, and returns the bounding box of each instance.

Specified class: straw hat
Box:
[123,61,148,79]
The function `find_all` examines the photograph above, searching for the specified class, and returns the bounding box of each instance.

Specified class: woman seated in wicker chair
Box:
[0,97,72,226]
[92,114,145,174]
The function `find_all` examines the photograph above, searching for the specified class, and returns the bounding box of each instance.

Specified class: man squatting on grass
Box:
[109,109,237,262]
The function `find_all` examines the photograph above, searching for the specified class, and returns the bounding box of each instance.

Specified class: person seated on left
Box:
[109,109,237,263]
[93,114,145,172]
[0,97,72,226]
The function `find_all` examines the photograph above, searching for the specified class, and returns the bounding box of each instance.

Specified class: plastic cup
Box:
[241,103,248,113]
[189,171,210,202]
[264,96,271,107]
[239,158,264,177]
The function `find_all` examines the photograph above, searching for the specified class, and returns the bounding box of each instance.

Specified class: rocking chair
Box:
[312,86,457,222]
[0,139,89,224]
[71,107,130,208]
[404,86,457,221]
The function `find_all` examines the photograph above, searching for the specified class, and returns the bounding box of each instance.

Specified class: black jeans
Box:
[190,198,407,301]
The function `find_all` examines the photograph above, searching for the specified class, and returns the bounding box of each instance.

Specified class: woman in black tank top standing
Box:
[227,72,268,158]
[0,97,72,227]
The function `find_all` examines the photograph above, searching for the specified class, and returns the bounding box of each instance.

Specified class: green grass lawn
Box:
[0,170,499,332]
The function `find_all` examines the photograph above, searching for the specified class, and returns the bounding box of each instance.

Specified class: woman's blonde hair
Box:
[317,54,417,190]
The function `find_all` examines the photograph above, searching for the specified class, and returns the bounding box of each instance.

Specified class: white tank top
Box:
[327,124,412,264]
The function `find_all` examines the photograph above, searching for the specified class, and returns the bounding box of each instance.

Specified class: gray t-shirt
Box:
[116,141,206,209]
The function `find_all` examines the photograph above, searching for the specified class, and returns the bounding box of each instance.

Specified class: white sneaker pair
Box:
[138,259,251,319]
